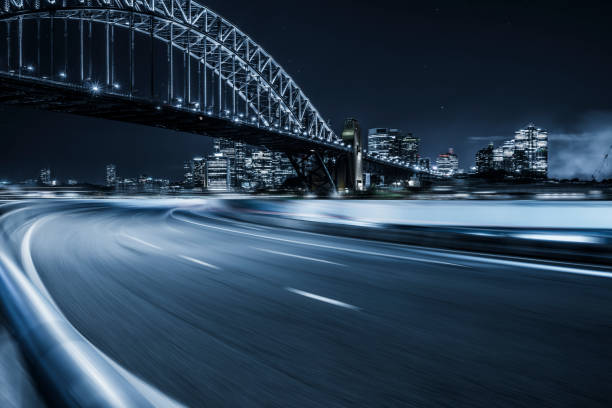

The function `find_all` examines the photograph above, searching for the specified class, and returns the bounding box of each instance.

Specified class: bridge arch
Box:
[0,0,338,141]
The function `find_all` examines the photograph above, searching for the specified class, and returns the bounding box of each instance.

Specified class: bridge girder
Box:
[0,0,337,142]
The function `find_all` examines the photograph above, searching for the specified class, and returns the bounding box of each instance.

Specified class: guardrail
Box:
[210,199,612,266]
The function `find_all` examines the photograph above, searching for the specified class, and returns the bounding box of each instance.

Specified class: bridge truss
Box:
[0,0,337,141]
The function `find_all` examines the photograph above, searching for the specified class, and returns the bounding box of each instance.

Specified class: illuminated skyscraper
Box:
[393,133,419,165]
[436,148,459,177]
[368,128,401,158]
[514,124,548,177]
[214,138,248,189]
[206,153,230,191]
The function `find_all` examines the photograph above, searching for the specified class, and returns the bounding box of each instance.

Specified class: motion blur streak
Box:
[2,200,612,407]
[172,212,467,268]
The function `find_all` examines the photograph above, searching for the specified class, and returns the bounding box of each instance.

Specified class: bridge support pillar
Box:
[341,118,364,192]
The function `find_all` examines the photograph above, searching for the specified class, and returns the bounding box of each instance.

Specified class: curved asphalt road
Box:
[16,200,612,407]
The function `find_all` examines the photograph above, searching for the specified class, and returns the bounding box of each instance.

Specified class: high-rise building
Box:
[436,148,459,177]
[250,150,275,188]
[368,128,401,158]
[39,168,51,186]
[206,153,230,191]
[183,157,205,188]
[213,138,249,190]
[192,157,206,188]
[475,144,495,174]
[393,133,420,165]
[106,164,117,187]
[514,124,548,177]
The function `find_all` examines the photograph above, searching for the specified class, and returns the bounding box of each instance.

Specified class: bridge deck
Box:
[0,73,346,155]
[0,72,412,176]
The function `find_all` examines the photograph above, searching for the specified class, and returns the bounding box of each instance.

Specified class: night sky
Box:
[1,0,611,183]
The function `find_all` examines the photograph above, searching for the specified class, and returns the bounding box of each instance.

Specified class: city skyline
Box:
[1,1,611,182]
[1,120,604,186]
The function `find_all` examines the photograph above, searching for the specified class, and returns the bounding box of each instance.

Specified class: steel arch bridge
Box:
[0,0,413,191]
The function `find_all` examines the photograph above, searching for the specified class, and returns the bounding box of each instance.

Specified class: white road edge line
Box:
[121,234,162,251]
[173,213,467,268]
[286,288,360,311]
[178,255,220,270]
[423,251,612,279]
[252,247,346,267]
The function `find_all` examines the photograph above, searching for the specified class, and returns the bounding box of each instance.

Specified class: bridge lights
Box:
[113,83,120,90]
[26,65,34,72]
[91,83,101,93]
[59,72,66,79]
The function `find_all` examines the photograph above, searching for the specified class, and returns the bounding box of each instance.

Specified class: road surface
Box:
[10,200,612,407]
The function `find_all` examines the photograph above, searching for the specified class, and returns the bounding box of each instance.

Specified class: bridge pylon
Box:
[335,118,364,192]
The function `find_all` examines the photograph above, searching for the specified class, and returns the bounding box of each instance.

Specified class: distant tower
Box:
[192,157,206,188]
[475,143,495,174]
[513,124,548,178]
[436,148,459,177]
[105,164,117,187]
[205,153,230,191]
[394,133,419,165]
[368,128,400,159]
[342,118,363,191]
